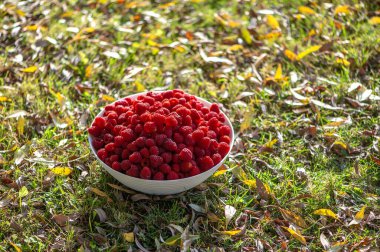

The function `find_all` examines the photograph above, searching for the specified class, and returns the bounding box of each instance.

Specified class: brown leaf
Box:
[281,226,306,245]
[279,208,307,229]
[256,178,270,200]
[89,187,113,203]
[52,214,70,226]
[131,193,151,202]
[107,183,135,194]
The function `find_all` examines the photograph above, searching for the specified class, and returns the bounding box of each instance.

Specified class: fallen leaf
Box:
[199,48,234,65]
[225,205,237,227]
[349,205,366,225]
[89,187,113,203]
[311,99,342,110]
[52,214,70,226]
[281,226,306,245]
[284,49,298,61]
[164,234,181,246]
[256,178,270,200]
[17,117,25,136]
[220,230,241,236]
[122,232,134,243]
[334,5,351,15]
[21,66,38,73]
[189,203,206,213]
[274,64,282,80]
[313,209,338,220]
[85,65,93,78]
[348,82,362,93]
[207,212,220,222]
[267,15,280,29]
[51,167,73,176]
[297,45,321,60]
[279,208,307,228]
[103,51,121,59]
[19,186,28,198]
[131,193,151,201]
[213,164,228,177]
[228,44,243,51]
[9,241,22,252]
[298,6,315,15]
[320,233,330,250]
[107,183,135,194]
[240,27,252,45]
[94,208,107,222]
[369,16,380,25]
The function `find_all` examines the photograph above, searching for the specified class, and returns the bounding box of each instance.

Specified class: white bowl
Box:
[88,92,234,195]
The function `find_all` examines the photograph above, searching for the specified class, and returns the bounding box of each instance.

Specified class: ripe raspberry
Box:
[172,154,179,164]
[212,153,222,164]
[179,148,193,161]
[135,136,146,148]
[140,112,152,122]
[112,161,121,171]
[183,115,192,126]
[165,115,178,127]
[121,160,131,170]
[120,128,134,142]
[198,126,208,134]
[115,100,128,107]
[107,111,118,120]
[173,133,184,144]
[126,165,139,177]
[178,98,186,104]
[155,134,167,146]
[145,138,155,147]
[121,149,129,160]
[152,113,165,125]
[161,152,172,163]
[210,103,220,113]
[153,172,164,180]
[110,154,119,163]
[114,147,122,155]
[118,113,127,124]
[189,166,200,177]
[127,141,138,152]
[163,139,178,151]
[150,155,163,168]
[167,171,179,180]
[140,167,152,179]
[207,130,217,139]
[176,107,190,117]
[114,136,124,147]
[144,122,157,133]
[134,123,143,134]
[191,129,204,141]
[194,147,205,157]
[218,113,226,123]
[140,148,150,158]
[92,138,104,150]
[143,96,155,105]
[88,126,101,137]
[149,146,159,155]
[178,143,186,151]
[172,164,180,172]
[94,117,107,129]
[164,127,173,138]
[220,135,231,144]
[163,90,174,98]
[159,164,171,174]
[116,105,128,115]
[180,161,192,172]
[207,117,219,129]
[178,173,184,179]
[135,102,149,114]
[113,125,124,135]
[105,104,116,111]
[218,142,230,157]
[129,152,142,163]
[209,139,219,152]
[179,126,192,136]
[97,148,107,160]
[169,98,179,107]
[184,134,194,146]
[199,156,214,170]
[105,143,115,152]
[219,125,231,136]
[199,137,211,149]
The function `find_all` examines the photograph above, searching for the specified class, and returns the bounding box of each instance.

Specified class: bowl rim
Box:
[88,91,235,183]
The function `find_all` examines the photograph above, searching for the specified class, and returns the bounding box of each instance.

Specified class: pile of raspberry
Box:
[88,90,232,180]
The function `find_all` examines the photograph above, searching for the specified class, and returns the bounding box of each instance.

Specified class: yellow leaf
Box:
[243,179,256,188]
[213,164,228,177]
[90,187,113,202]
[281,226,307,245]
[122,232,134,242]
[9,241,22,252]
[174,45,186,53]
[307,29,316,38]
[267,15,280,29]
[98,0,108,4]
[298,6,315,15]
[265,138,278,148]
[0,97,12,102]
[16,9,25,17]
[25,25,38,31]
[221,230,241,236]
[164,234,181,245]
[135,82,146,92]
[17,117,25,136]
[279,208,308,229]
[354,205,366,221]
[333,141,347,150]
[21,66,38,73]
[284,49,298,61]
[83,27,95,33]
[102,95,115,102]
[258,31,281,40]
[369,16,380,25]
[190,0,204,2]
[51,167,73,176]
[336,58,350,66]
[297,45,321,60]
[240,27,252,45]
[228,44,243,51]
[159,1,176,9]
[334,5,351,15]
[85,65,93,78]
[313,209,338,220]
[240,110,252,132]
[227,20,241,28]
[274,64,282,80]
[61,11,74,18]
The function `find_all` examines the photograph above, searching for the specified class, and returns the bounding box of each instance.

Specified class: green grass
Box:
[1,0,380,251]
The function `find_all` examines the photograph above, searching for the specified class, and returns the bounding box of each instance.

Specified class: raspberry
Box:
[88,126,101,137]
[172,164,180,172]
[207,117,219,129]
[115,147,122,155]
[153,172,165,180]
[152,113,165,125]
[129,152,142,163]
[140,148,150,158]
[212,153,222,164]
[149,146,159,155]
[178,98,186,104]
[220,135,231,144]
[219,125,231,136]
[199,137,211,149]
[176,107,190,117]
[194,147,205,157]
[189,166,200,177]
[207,130,217,139]
[105,104,116,111]
[167,171,179,180]
[121,149,129,159]
[191,130,204,141]
[210,103,220,113]
[94,117,107,129]
[112,161,121,171]
[143,96,155,105]
[135,136,146,148]
[127,141,138,152]
[120,128,134,142]
[107,111,118,120]
[179,148,193,161]
[127,165,139,177]
[164,127,173,138]
[105,143,115,152]
[118,113,127,124]
[199,156,214,170]
[150,155,163,168]
[179,126,192,136]
[97,148,107,160]
[218,142,230,157]
[163,139,178,151]
[161,152,172,163]
[180,161,192,172]
[159,164,171,174]
[140,167,152,179]
[183,115,192,126]
[173,133,184,144]
[140,112,152,122]
[92,138,104,150]
[165,115,178,127]
[163,90,174,98]
[172,154,179,163]
[115,100,128,106]
[135,102,149,114]
[134,124,143,134]
[184,134,194,146]
[169,98,179,107]
[114,136,124,147]
[198,126,208,134]
[121,160,131,170]
[218,114,226,123]
[209,139,219,152]
[145,138,155,147]
[178,143,186,151]
[144,122,157,133]
[110,155,119,163]
[155,134,167,146]
[113,125,125,135]
[178,173,184,179]
[116,105,127,115]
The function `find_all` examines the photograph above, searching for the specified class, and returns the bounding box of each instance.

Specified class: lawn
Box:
[1,0,380,251]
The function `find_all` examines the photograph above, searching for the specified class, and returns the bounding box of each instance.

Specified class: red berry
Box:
[149,146,159,155]
[112,161,121,171]
[155,134,167,146]
[220,135,231,144]
[189,166,201,177]
[97,148,107,160]
[145,138,155,147]
[105,104,116,111]
[152,113,165,125]
[110,155,119,163]
[129,152,142,163]
[179,126,192,136]
[163,139,177,151]
[179,148,193,161]
[94,117,107,129]
[140,112,152,122]
[121,160,131,170]
[105,143,115,152]
[103,133,114,144]
[159,164,171,174]
[199,156,214,170]
[190,109,201,121]
[92,138,104,150]
[121,149,129,160]
[127,165,139,177]
[140,148,150,158]
[135,102,149,114]
[210,103,220,113]
[144,121,157,133]
[180,161,192,172]
[207,130,217,139]
[120,128,134,142]
[165,115,178,127]
[173,133,184,144]
[212,153,222,164]
[161,152,172,163]
[114,136,124,147]
[218,142,230,157]
[127,141,138,152]
[199,137,211,149]
[208,117,219,129]
[153,172,165,180]
[194,147,205,157]
[219,125,231,136]
[172,164,180,172]
[140,167,152,179]
[88,126,101,137]
[135,136,146,148]
[167,171,179,180]
[209,139,219,152]
[150,155,163,168]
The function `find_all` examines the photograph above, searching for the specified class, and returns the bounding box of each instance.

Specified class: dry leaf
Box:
[298,6,315,15]
[369,16,380,25]
[213,164,228,177]
[165,234,181,245]
[256,178,270,200]
[225,205,237,227]
[313,209,338,220]
[122,232,134,243]
[85,65,93,78]
[21,66,38,73]
[228,44,243,51]
[51,167,73,176]
[107,183,135,194]
[284,49,298,61]
[267,15,280,29]
[281,226,307,245]
[17,117,25,136]
[240,27,252,45]
[52,214,70,226]
[320,233,330,250]
[334,5,351,15]
[349,205,366,225]
[274,64,282,80]
[297,45,321,60]
[89,187,113,203]
[220,230,241,236]
[9,241,22,252]
[102,95,115,102]
[279,208,307,228]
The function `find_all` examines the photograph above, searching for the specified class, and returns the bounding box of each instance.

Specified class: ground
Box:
[0,0,380,251]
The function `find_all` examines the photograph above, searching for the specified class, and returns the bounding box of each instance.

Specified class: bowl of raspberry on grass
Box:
[88,90,234,195]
